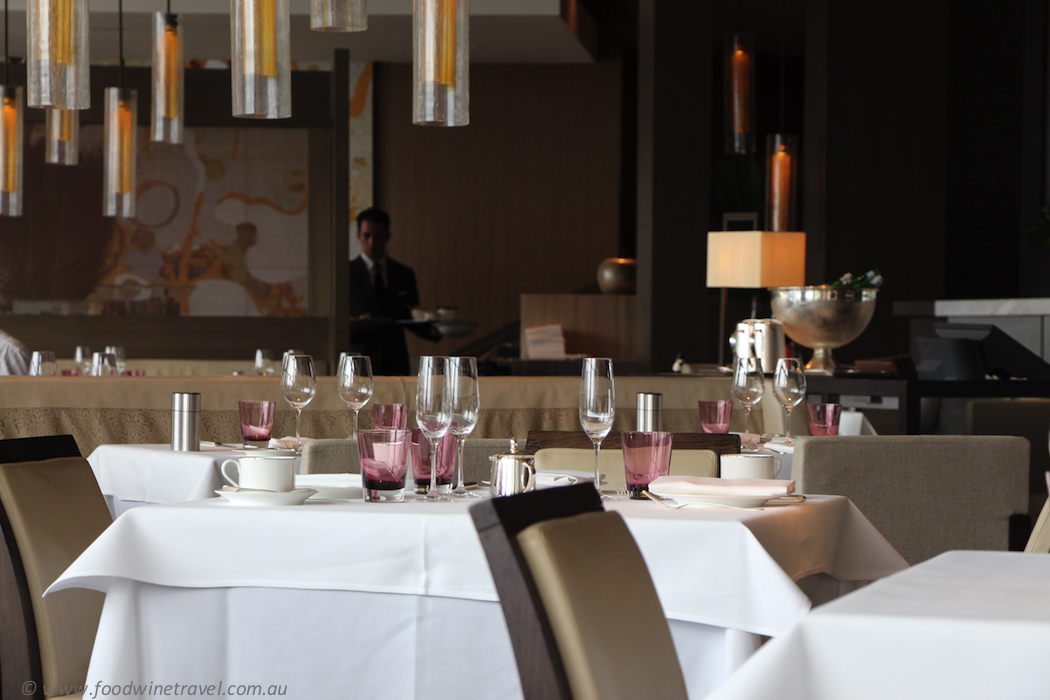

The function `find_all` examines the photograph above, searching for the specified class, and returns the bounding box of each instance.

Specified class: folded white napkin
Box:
[270,436,314,450]
[762,442,795,455]
[648,475,794,498]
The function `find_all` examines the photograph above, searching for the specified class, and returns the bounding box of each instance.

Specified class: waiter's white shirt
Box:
[0,329,29,375]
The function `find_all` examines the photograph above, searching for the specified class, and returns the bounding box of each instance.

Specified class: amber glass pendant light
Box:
[766,0,798,232]
[45,108,77,164]
[724,32,755,155]
[0,0,23,216]
[311,0,366,31]
[151,7,183,143]
[413,0,469,126]
[27,0,89,109]
[103,0,136,218]
[232,0,290,119]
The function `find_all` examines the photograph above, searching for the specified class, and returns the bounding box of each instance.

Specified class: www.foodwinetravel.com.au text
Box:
[22,680,288,697]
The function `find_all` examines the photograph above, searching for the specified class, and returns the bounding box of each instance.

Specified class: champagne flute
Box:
[74,346,91,375]
[773,358,807,444]
[447,356,480,498]
[337,354,374,437]
[732,356,765,450]
[281,354,316,451]
[416,356,452,501]
[579,358,615,499]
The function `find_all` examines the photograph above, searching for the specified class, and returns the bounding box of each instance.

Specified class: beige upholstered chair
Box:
[535,448,718,493]
[470,483,688,700]
[793,435,1029,564]
[0,456,112,700]
[301,439,360,474]
[1025,473,1050,553]
[461,439,512,484]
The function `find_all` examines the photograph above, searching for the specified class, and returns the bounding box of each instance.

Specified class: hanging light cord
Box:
[736,0,741,33]
[778,0,785,133]
[3,0,8,85]
[167,0,171,15]
[118,0,125,89]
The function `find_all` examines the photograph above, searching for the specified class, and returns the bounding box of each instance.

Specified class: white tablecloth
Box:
[50,495,906,699]
[706,550,1050,700]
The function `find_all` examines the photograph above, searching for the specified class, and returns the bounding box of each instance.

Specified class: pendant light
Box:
[27,0,89,109]
[311,0,366,31]
[0,0,23,216]
[152,4,183,143]
[232,0,290,119]
[45,108,77,164]
[724,1,754,154]
[413,0,469,127]
[766,0,797,231]
[104,0,136,218]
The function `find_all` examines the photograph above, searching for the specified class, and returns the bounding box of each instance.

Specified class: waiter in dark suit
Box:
[349,207,439,375]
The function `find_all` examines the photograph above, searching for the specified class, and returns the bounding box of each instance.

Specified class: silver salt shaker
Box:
[171,392,201,452]
[636,392,663,432]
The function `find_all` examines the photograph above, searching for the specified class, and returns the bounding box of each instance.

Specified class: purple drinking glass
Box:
[807,403,842,436]
[372,403,408,430]
[621,431,673,499]
[410,429,456,495]
[238,400,276,448]
[698,400,732,434]
[358,429,411,502]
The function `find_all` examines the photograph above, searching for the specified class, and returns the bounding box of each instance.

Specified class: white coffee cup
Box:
[221,454,296,492]
[720,453,782,480]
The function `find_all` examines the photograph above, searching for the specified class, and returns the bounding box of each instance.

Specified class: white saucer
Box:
[296,475,363,500]
[647,491,771,509]
[216,487,317,506]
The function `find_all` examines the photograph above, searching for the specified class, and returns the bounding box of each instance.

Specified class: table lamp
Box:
[706,230,806,365]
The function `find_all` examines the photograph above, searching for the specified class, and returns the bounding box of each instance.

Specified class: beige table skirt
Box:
[0,375,791,455]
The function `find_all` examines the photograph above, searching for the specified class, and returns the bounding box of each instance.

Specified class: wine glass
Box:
[91,352,119,377]
[773,358,807,444]
[105,346,127,375]
[281,354,316,451]
[29,351,58,377]
[579,358,615,499]
[447,356,480,498]
[338,354,374,437]
[732,356,765,450]
[74,346,91,375]
[416,356,452,501]
[253,349,275,376]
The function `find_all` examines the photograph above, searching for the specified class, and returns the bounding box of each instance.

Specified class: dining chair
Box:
[793,435,1029,564]
[300,439,360,474]
[0,434,81,463]
[1024,472,1050,553]
[0,456,112,700]
[469,483,688,700]
[535,448,719,494]
[527,430,740,454]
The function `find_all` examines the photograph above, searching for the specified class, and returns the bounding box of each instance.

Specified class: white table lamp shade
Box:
[706,231,806,288]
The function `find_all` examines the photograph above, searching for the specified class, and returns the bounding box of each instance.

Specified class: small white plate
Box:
[296,475,363,500]
[647,491,772,509]
[216,487,317,506]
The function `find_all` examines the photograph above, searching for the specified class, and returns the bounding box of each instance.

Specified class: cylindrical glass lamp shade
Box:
[766,134,798,232]
[27,0,90,109]
[413,0,469,127]
[152,12,184,143]
[0,87,23,216]
[232,0,291,119]
[724,33,755,155]
[103,88,137,218]
[45,109,78,165]
[311,0,366,31]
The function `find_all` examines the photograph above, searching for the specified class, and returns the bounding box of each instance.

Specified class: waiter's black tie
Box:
[373,266,386,304]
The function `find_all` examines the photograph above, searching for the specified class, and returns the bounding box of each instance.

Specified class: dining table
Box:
[49,491,907,700]
[703,550,1050,699]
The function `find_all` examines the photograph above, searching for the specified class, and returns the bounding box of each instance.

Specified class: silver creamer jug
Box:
[488,439,537,497]
[729,319,785,374]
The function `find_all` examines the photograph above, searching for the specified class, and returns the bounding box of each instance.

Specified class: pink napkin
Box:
[648,475,794,498]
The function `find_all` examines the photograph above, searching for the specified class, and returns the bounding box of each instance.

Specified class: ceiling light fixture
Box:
[724,1,754,154]
[103,0,136,218]
[44,108,78,165]
[27,0,89,109]
[152,2,183,143]
[232,0,290,119]
[311,0,366,32]
[0,0,23,215]
[413,0,468,127]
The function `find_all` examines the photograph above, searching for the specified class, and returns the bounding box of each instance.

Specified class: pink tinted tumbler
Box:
[807,403,842,436]
[358,429,411,502]
[372,403,408,430]
[410,429,456,494]
[621,431,673,499]
[238,400,275,447]
[699,400,732,434]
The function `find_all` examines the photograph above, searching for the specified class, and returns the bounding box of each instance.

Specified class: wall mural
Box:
[0,62,373,318]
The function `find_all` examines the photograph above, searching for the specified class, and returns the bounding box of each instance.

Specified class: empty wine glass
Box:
[338,354,374,437]
[580,358,615,499]
[105,346,127,375]
[253,349,275,376]
[29,351,57,377]
[773,358,807,444]
[732,356,765,450]
[416,356,452,501]
[91,352,119,377]
[281,354,316,451]
[447,356,480,498]
[74,346,91,375]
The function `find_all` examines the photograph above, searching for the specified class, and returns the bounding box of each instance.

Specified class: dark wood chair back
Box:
[0,435,81,464]
[527,430,741,454]
[469,483,603,700]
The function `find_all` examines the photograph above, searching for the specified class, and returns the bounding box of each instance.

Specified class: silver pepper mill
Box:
[171,392,201,452]
[636,392,663,432]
